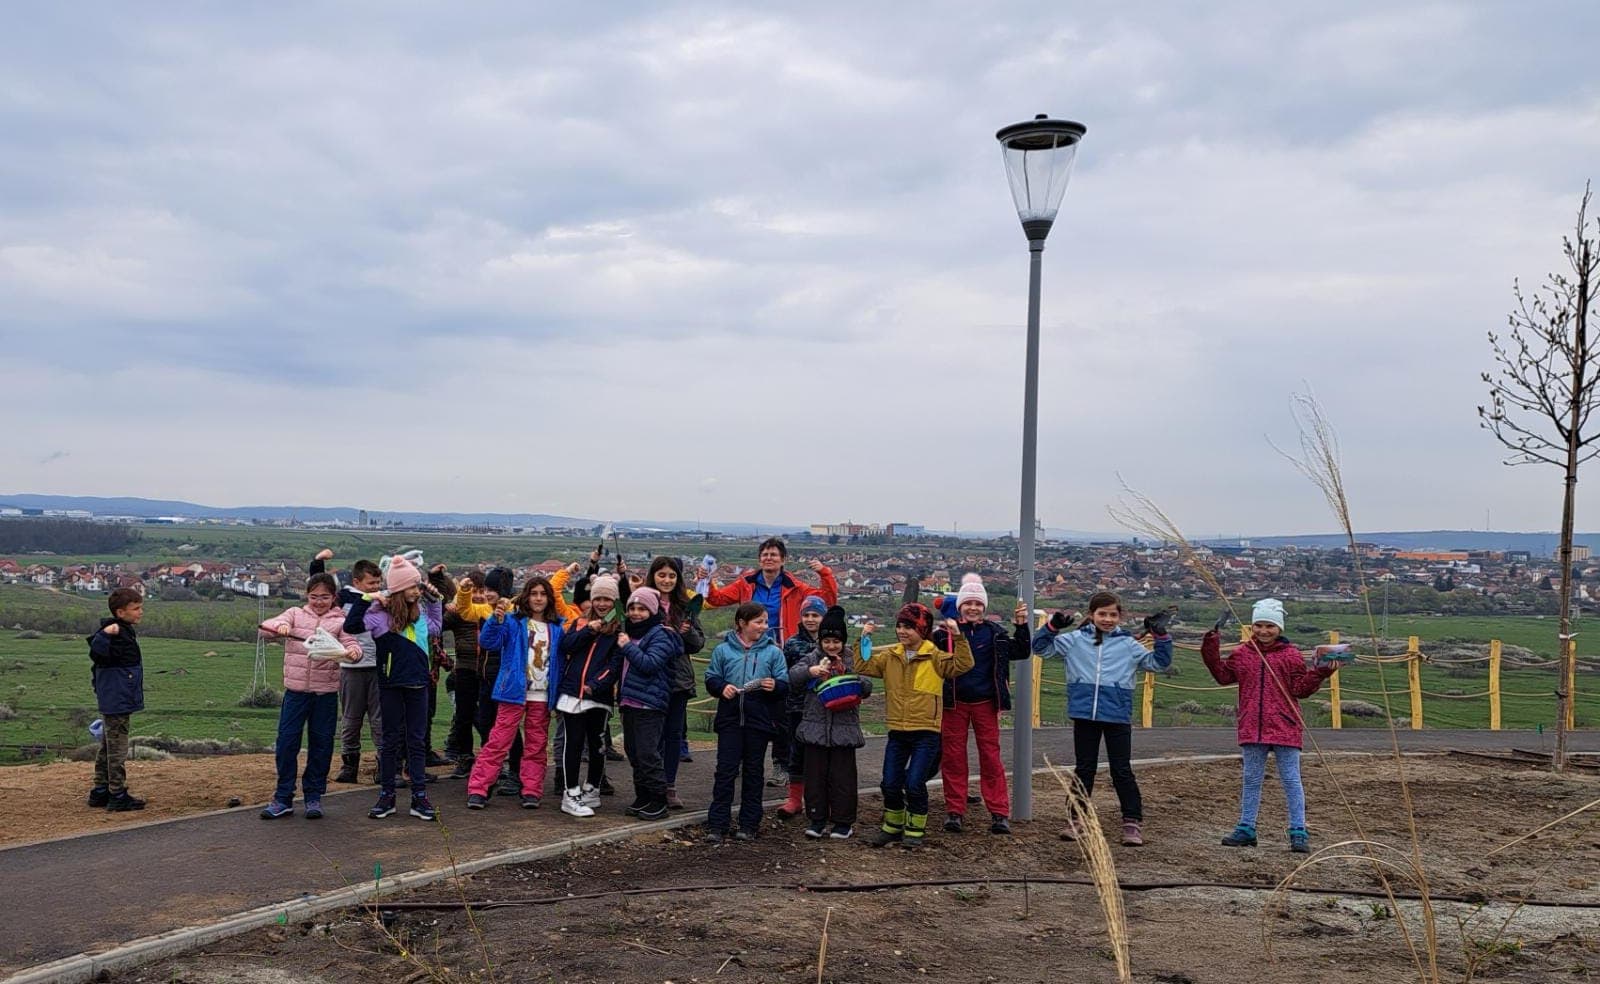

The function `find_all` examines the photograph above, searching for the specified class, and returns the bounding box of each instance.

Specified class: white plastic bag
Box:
[305,627,349,661]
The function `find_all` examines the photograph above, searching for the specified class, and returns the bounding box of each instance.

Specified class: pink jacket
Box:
[260,605,363,695]
[1201,630,1333,749]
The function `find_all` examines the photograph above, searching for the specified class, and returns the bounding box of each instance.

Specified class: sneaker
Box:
[765,770,787,788]
[636,799,668,821]
[495,775,521,797]
[703,830,725,846]
[806,819,828,839]
[369,793,396,819]
[1221,824,1258,848]
[520,794,542,810]
[448,759,474,781]
[867,827,903,848]
[561,789,595,818]
[665,786,684,810]
[259,799,294,820]
[680,749,694,763]
[990,817,1012,835]
[467,793,489,810]
[828,824,854,840]
[944,814,964,834]
[624,795,646,818]
[579,784,601,809]
[304,799,324,820]
[409,795,438,821]
[967,792,982,805]
[733,828,756,842]
[87,786,110,808]
[1121,820,1144,847]
[105,790,146,812]
[901,836,924,850]
[425,750,451,768]
[604,746,625,762]
[1059,820,1082,842]
[598,775,616,796]
[1289,828,1311,854]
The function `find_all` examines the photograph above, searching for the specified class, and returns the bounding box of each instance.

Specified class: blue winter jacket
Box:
[555,623,625,705]
[617,622,684,712]
[704,630,788,734]
[934,618,1031,710]
[88,617,144,715]
[479,613,565,705]
[1032,622,1173,724]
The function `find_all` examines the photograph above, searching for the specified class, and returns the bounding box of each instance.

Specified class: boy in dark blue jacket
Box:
[702,602,788,844]
[87,588,147,812]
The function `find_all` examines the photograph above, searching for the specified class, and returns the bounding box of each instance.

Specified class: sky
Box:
[3,1,1600,536]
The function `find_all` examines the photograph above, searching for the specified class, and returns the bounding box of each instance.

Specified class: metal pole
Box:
[1012,236,1046,821]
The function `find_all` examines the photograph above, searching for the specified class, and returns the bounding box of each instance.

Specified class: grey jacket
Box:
[788,649,872,748]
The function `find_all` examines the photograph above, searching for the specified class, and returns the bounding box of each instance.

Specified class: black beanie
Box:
[818,605,848,643]
[485,567,514,598]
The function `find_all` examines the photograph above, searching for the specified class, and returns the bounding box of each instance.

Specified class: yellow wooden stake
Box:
[1142,670,1155,728]
[1568,639,1578,730]
[1407,635,1423,729]
[1328,631,1342,729]
[1488,639,1502,731]
[1032,610,1045,729]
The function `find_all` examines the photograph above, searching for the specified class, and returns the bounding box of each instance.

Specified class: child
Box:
[1033,591,1173,846]
[857,603,974,848]
[775,595,828,816]
[468,575,566,809]
[616,586,685,821]
[87,587,147,812]
[1201,598,1336,854]
[359,553,444,821]
[309,550,385,785]
[475,567,522,795]
[442,570,487,779]
[790,606,872,839]
[932,574,1032,835]
[258,573,363,819]
[553,573,627,817]
[646,556,706,809]
[702,602,788,844]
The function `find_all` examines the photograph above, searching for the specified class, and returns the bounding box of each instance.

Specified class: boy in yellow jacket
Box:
[856,603,973,848]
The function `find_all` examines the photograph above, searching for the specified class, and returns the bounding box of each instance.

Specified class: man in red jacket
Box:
[701,538,838,644]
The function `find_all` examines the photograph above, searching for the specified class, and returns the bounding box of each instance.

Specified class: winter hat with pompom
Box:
[955,573,988,607]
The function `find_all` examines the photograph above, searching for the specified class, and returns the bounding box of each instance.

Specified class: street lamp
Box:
[997,113,1086,821]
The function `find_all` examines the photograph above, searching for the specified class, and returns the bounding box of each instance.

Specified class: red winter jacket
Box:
[704,566,838,643]
[1201,630,1333,749]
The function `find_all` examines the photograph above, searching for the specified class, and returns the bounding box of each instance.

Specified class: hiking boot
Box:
[636,798,668,821]
[425,750,452,768]
[580,784,601,809]
[561,789,594,818]
[106,790,146,812]
[944,814,964,834]
[467,793,489,810]
[1289,828,1311,854]
[368,793,396,819]
[828,823,854,840]
[806,819,828,838]
[868,827,903,848]
[990,817,1012,835]
[333,753,360,784]
[304,799,324,820]
[86,786,109,808]
[1221,824,1258,848]
[448,757,474,781]
[259,799,294,820]
[901,835,925,850]
[409,795,438,821]
[665,785,684,810]
[1121,820,1144,847]
[520,794,542,810]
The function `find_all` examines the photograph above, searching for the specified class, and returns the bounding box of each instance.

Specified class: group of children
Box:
[85,536,1340,855]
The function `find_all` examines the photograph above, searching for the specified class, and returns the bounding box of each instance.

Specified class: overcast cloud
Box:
[3,1,1599,536]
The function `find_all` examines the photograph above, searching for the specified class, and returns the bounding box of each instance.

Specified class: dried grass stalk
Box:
[1043,754,1131,983]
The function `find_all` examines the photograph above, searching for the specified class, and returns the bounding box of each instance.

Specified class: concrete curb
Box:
[7,750,1392,984]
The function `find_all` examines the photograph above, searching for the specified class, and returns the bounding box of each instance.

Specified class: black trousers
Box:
[709,726,769,834]
[448,668,481,759]
[1072,718,1143,822]
[561,707,609,791]
[801,743,858,825]
[621,707,667,801]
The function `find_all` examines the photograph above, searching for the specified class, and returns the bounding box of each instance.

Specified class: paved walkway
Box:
[1,727,1591,977]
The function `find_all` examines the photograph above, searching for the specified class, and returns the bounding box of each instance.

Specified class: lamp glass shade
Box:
[996,116,1086,233]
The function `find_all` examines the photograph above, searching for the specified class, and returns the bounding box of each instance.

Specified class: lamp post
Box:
[996,114,1086,821]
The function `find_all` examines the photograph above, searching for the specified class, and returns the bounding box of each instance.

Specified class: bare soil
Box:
[112,755,1600,983]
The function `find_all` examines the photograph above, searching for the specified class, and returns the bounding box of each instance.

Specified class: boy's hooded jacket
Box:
[1032,622,1173,724]
[362,600,444,687]
[259,605,363,694]
[704,566,839,642]
[479,612,567,705]
[856,635,974,732]
[88,617,144,715]
[704,630,788,732]
[1201,630,1332,748]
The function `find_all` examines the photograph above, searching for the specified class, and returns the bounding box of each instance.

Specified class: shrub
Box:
[1174,700,1206,715]
[128,745,173,761]
[0,702,15,721]
[15,629,42,640]
[237,685,281,709]
[1340,699,1387,719]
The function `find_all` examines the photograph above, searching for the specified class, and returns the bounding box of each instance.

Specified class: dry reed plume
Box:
[1043,753,1131,984]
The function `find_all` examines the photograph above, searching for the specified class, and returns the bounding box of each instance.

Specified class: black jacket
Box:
[88,617,144,715]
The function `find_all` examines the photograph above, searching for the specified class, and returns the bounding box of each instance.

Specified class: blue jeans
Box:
[379,685,431,796]
[881,730,942,817]
[708,726,769,834]
[273,690,338,804]
[1239,743,1306,829]
[661,690,691,786]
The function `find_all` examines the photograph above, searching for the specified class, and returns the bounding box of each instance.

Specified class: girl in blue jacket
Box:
[466,575,566,810]
[702,602,787,843]
[1033,591,1172,847]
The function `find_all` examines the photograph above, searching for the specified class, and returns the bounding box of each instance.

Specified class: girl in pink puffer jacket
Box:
[258,572,363,820]
[1200,598,1337,855]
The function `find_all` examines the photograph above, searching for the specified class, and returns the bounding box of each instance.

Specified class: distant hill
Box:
[1201,530,1599,555]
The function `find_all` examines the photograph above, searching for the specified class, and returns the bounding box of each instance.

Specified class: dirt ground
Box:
[113,755,1600,983]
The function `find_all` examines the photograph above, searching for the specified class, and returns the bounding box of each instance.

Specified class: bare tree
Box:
[1479,184,1599,771]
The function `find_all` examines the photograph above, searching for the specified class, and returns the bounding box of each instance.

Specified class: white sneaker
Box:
[579,784,601,809]
[561,788,594,818]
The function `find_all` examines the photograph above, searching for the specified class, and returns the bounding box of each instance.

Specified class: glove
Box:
[1142,610,1171,636]
[1212,611,1234,634]
[1048,610,1075,631]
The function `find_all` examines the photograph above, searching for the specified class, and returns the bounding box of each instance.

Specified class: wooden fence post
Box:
[1032,610,1045,729]
[1568,639,1578,730]
[1328,631,1342,729]
[1142,671,1155,728]
[1488,639,1501,731]
[1407,635,1423,729]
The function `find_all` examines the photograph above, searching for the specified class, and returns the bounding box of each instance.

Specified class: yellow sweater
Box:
[855,636,973,732]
